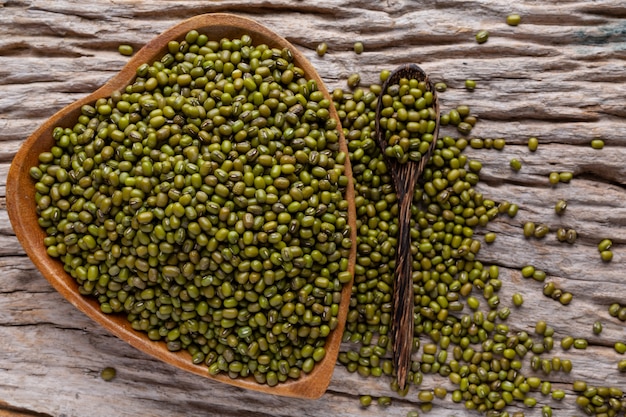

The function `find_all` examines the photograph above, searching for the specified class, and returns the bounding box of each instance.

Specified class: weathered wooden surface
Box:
[2,1,626,416]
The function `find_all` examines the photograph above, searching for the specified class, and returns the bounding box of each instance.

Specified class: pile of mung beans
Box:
[332,69,625,417]
[31,31,354,386]
[377,78,438,163]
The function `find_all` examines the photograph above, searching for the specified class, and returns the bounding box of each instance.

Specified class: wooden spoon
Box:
[6,13,356,399]
[374,64,440,390]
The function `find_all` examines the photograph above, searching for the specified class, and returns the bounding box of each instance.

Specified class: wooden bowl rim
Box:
[6,12,356,399]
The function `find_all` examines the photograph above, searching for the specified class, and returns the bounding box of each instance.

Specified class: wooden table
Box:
[2,1,626,416]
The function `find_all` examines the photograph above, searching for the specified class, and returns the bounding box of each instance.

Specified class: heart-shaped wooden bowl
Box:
[6,13,356,399]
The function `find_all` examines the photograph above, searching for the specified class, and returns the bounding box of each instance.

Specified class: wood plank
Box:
[2,0,626,416]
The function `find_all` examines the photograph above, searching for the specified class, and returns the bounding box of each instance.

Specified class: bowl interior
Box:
[7,13,356,399]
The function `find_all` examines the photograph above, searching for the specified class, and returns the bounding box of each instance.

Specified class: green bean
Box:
[435,82,447,92]
[316,42,328,56]
[523,222,535,238]
[100,367,117,381]
[353,41,364,54]
[590,139,605,149]
[475,30,489,44]
[554,199,567,215]
[506,14,522,26]
[118,44,134,56]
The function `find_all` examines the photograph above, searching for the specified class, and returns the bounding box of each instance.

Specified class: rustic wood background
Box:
[2,0,626,416]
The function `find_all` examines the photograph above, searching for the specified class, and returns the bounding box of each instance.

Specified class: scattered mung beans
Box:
[353,41,364,54]
[527,137,538,151]
[509,158,522,171]
[465,79,476,90]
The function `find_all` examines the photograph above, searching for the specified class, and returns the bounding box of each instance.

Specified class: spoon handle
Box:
[391,162,418,389]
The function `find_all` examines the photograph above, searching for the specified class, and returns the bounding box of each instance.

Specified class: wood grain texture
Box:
[1,0,626,416]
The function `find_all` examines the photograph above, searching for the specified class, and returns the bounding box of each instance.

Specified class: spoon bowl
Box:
[6,13,356,399]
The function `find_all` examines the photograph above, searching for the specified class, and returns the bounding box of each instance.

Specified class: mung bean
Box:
[475,30,489,44]
[506,14,521,26]
[353,41,364,54]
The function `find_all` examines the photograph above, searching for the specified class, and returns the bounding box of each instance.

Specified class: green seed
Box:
[118,44,134,56]
[475,30,489,44]
[347,73,361,89]
[509,158,522,171]
[561,336,574,350]
[353,41,364,54]
[521,265,535,278]
[591,139,605,149]
[523,397,536,407]
[559,172,573,182]
[548,172,560,184]
[573,338,588,349]
[523,222,535,238]
[541,405,552,417]
[512,293,524,307]
[316,42,328,56]
[601,250,614,262]
[506,14,522,26]
[435,82,447,92]
[534,224,549,238]
[615,342,626,354]
[619,360,626,372]
[100,367,117,381]
[378,396,392,406]
[598,239,613,251]
[418,390,434,402]
[532,269,547,282]
[527,137,538,151]
[359,395,373,407]
[593,321,603,334]
[535,320,547,335]
[554,199,567,215]
[559,292,573,305]
[485,232,497,243]
[465,79,476,90]
[566,229,577,244]
[434,387,447,399]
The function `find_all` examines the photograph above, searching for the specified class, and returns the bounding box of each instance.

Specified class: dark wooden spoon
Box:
[374,63,441,389]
